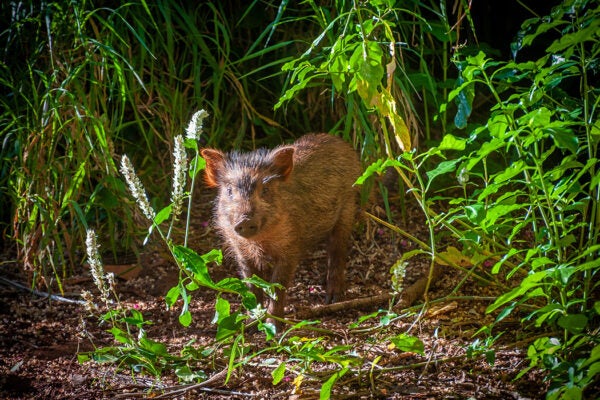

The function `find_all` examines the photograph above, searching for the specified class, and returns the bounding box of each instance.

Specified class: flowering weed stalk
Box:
[118,110,208,246]
[119,155,156,223]
[79,110,216,379]
[183,109,209,247]
[167,134,188,240]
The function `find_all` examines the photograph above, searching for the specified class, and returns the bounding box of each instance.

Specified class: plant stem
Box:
[184,151,199,248]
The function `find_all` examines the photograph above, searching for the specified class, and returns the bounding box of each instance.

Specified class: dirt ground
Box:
[0,190,550,399]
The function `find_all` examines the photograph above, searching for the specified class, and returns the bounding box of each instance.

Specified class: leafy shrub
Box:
[409,1,599,397]
[357,0,599,397]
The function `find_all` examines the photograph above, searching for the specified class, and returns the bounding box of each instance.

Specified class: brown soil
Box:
[0,190,548,399]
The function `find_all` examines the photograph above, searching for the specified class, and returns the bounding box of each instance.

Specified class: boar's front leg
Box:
[267,259,299,324]
[231,248,266,305]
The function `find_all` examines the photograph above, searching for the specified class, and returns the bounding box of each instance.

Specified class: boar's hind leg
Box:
[325,200,356,304]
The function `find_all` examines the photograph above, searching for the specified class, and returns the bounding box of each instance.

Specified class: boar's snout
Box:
[234,217,259,238]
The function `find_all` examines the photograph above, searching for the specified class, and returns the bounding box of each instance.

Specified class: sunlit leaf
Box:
[272,362,286,385]
[165,285,181,308]
[213,296,231,324]
[389,333,425,354]
[320,368,349,400]
[493,160,527,184]
[438,134,467,151]
[547,18,600,52]
[355,158,404,185]
[179,310,192,327]
[154,204,172,225]
[173,245,216,289]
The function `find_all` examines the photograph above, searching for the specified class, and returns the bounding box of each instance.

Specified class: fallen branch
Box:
[296,293,392,319]
[296,266,443,319]
[393,265,443,311]
[113,368,241,399]
[0,276,85,305]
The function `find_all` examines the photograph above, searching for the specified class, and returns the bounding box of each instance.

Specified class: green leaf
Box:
[438,134,467,151]
[244,275,280,300]
[201,249,223,264]
[190,154,206,178]
[493,160,527,184]
[487,271,547,313]
[481,204,522,229]
[496,303,517,322]
[389,333,425,354]
[61,161,86,209]
[487,114,510,139]
[216,277,247,293]
[518,107,552,129]
[184,138,199,150]
[320,368,349,400]
[352,41,384,105]
[547,18,600,52]
[465,138,504,170]
[425,159,461,187]
[259,321,277,341]
[77,353,90,364]
[492,248,519,274]
[466,51,489,69]
[173,246,216,289]
[557,314,588,334]
[355,158,404,185]
[547,126,578,154]
[215,313,242,341]
[140,337,168,356]
[521,19,563,47]
[154,204,172,225]
[271,362,287,385]
[109,327,132,345]
[179,310,192,327]
[213,296,231,324]
[328,39,352,91]
[583,344,600,368]
[175,365,207,383]
[465,203,485,225]
[275,62,322,110]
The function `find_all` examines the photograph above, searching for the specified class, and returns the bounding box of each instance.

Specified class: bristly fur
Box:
[224,149,286,180]
[225,148,273,171]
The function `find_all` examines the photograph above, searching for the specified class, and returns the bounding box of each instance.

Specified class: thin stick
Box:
[0,276,85,305]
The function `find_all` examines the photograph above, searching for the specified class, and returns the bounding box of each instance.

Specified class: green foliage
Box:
[358,0,600,397]
[274,0,475,156]
[1,1,146,285]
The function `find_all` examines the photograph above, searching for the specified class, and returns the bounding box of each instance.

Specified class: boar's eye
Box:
[260,179,274,196]
[226,185,233,197]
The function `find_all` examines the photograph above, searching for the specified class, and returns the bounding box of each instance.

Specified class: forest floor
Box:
[0,188,549,399]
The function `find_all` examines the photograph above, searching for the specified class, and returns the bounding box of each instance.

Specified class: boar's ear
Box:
[200,149,225,188]
[271,146,294,180]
